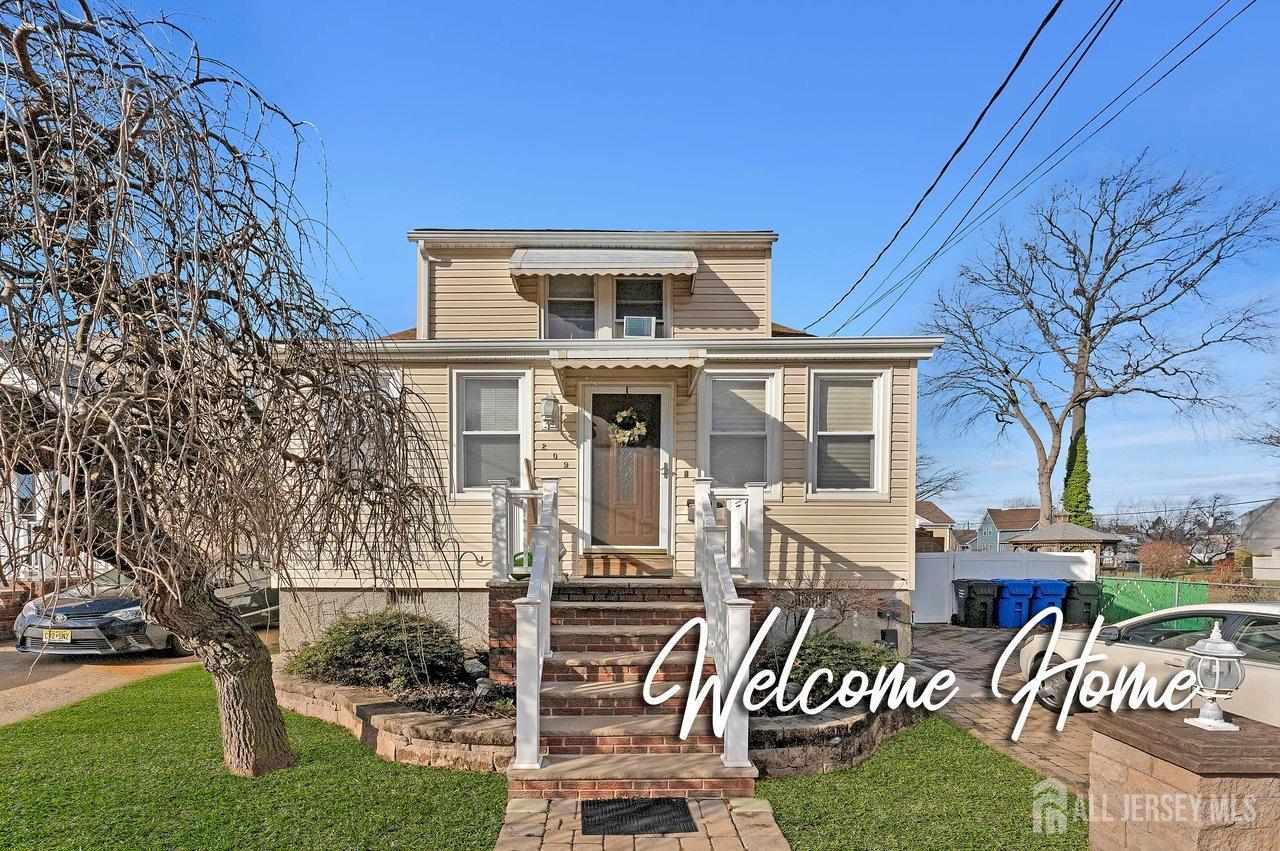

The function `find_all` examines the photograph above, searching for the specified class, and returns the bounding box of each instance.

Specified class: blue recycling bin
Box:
[995,579,1035,628]
[1029,579,1070,620]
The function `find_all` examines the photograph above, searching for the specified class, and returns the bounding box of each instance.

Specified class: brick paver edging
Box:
[274,672,514,772]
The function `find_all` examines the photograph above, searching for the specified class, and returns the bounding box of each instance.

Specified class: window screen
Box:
[708,379,768,488]
[813,376,875,490]
[615,278,664,337]
[460,376,520,488]
[547,275,595,339]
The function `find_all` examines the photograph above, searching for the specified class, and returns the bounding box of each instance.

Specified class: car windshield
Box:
[50,569,136,601]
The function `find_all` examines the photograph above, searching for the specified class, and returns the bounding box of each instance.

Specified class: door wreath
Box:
[607,408,648,446]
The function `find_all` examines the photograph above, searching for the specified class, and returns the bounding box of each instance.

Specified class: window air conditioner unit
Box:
[621,316,656,338]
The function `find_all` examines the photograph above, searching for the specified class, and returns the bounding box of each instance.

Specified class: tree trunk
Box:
[1037,461,1055,526]
[146,585,296,777]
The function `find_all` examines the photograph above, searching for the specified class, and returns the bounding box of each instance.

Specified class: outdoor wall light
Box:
[1183,621,1246,732]
[539,392,560,432]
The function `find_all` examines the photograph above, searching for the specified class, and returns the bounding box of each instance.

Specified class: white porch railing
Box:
[492,478,562,770]
[721,483,766,582]
[693,478,755,769]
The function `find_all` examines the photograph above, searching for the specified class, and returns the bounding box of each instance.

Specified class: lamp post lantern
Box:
[1183,621,1246,732]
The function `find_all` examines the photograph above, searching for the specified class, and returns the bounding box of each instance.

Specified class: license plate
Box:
[41,628,72,644]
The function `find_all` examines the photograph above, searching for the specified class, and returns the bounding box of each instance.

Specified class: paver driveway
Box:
[911,623,1093,795]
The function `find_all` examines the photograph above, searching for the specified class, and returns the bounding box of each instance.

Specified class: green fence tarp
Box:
[1100,577,1209,623]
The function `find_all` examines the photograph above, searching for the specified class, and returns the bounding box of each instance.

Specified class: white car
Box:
[1017,602,1280,726]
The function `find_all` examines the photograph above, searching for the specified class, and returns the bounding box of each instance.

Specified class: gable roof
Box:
[915,500,955,525]
[954,528,978,546]
[986,507,1041,531]
[383,327,417,341]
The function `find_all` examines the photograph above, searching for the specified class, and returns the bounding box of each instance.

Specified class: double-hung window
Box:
[456,373,524,491]
[702,372,777,491]
[546,275,595,339]
[810,373,881,493]
[614,278,665,338]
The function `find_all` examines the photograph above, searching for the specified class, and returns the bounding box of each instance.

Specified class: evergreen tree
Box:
[1063,430,1093,527]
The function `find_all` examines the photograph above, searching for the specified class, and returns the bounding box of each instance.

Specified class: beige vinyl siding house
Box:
[280,229,940,653]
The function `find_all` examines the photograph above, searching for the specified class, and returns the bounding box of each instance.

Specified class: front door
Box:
[589,392,664,548]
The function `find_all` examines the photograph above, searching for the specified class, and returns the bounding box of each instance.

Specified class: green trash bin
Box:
[1063,580,1102,624]
[952,579,1000,628]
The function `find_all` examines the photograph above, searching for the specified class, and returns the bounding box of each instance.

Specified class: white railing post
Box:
[490,481,511,582]
[722,597,754,768]
[744,482,765,583]
[727,497,745,572]
[511,597,543,769]
[694,478,713,577]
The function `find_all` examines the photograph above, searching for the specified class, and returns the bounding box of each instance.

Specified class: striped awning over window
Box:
[509,248,698,277]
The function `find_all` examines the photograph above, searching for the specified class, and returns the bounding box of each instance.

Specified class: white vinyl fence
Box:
[913,550,1097,624]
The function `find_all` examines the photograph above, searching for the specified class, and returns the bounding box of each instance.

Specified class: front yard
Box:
[0,665,506,850]
[2,667,1085,850]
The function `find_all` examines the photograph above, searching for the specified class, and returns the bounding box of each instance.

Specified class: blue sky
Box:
[139,0,1280,524]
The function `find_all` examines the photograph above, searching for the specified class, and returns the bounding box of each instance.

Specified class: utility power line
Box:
[1092,496,1277,519]
[802,0,1065,332]
[833,0,1125,335]
[857,0,1256,335]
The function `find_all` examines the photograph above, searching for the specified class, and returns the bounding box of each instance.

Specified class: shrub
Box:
[1137,541,1190,578]
[761,631,901,707]
[286,609,467,692]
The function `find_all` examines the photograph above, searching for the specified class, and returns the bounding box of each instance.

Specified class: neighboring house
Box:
[953,527,978,551]
[282,228,941,651]
[970,507,1041,552]
[915,500,956,551]
[1240,498,1280,555]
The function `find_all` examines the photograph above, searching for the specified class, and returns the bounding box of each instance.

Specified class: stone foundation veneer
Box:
[1086,711,1280,850]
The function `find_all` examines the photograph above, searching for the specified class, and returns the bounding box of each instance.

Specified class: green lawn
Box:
[0,665,506,850]
[759,716,1088,851]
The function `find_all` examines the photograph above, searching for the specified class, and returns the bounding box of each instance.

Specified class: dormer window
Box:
[615,277,665,338]
[546,275,595,339]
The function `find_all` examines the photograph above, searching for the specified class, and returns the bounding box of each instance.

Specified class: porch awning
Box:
[549,353,705,396]
[509,248,699,277]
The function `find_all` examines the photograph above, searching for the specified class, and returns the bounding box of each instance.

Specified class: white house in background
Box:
[1241,498,1280,555]
[970,506,1041,553]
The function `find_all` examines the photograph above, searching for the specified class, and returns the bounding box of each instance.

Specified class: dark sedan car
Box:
[13,571,278,656]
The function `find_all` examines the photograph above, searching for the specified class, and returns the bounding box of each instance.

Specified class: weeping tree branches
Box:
[0,0,447,775]
[923,156,1280,524]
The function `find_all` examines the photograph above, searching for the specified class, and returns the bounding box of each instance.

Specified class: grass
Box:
[758,716,1088,851]
[0,665,506,850]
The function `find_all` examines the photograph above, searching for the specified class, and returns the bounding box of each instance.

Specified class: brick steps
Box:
[550,623,700,654]
[541,650,712,682]
[540,680,707,716]
[549,600,705,627]
[541,713,720,755]
[507,753,756,800]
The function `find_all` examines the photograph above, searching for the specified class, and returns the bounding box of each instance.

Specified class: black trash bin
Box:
[952,579,1000,627]
[1063,580,1103,624]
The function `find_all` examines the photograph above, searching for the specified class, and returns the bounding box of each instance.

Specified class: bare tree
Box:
[1105,493,1240,564]
[0,0,447,775]
[924,157,1280,523]
[915,451,970,502]
[1243,375,1280,456]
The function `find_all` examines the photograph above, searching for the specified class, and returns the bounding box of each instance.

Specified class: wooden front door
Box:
[589,393,663,548]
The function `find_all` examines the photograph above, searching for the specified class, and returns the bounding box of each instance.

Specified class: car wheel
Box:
[1034,655,1076,714]
[166,635,194,657]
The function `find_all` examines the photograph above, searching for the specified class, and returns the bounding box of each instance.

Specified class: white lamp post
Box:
[1183,621,1246,732]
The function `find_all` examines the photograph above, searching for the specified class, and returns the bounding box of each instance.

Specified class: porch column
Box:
[490,481,510,583]
[721,597,755,768]
[744,482,766,583]
[510,597,543,769]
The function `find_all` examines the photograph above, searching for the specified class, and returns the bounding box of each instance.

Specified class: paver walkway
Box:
[496,797,790,850]
[911,623,1092,794]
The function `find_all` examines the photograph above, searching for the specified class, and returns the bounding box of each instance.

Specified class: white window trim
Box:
[806,367,891,501]
[697,368,782,499]
[541,274,598,340]
[449,367,533,500]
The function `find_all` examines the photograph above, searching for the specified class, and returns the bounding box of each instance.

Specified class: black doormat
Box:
[581,797,698,835]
